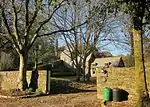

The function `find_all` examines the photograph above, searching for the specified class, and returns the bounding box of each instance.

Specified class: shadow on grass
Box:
[49,79,96,95]
[20,81,96,99]
[50,87,96,95]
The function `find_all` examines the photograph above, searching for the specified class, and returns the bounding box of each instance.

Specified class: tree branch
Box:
[17,0,24,13]
[28,0,66,48]
[0,2,21,52]
[35,0,65,35]
[25,0,29,27]
[0,40,10,49]
[26,3,39,36]
[38,21,87,37]
[24,0,40,47]
[12,0,22,49]
[0,5,13,37]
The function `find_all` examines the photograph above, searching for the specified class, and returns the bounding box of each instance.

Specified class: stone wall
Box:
[96,67,137,107]
[0,70,47,92]
[96,66,150,107]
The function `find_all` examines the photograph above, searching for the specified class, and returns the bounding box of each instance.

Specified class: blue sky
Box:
[57,19,131,56]
[99,33,130,56]
[58,35,130,56]
[98,20,130,56]
[100,44,130,56]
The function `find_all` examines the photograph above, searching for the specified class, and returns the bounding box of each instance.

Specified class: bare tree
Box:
[53,0,117,81]
[0,0,82,90]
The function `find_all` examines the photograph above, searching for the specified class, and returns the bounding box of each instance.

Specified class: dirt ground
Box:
[0,83,98,107]
[0,91,98,107]
[0,91,133,107]
[0,84,133,107]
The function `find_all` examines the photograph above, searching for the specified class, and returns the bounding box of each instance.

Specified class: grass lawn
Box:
[50,76,76,81]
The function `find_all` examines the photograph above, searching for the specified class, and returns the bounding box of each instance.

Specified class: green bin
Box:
[103,87,112,102]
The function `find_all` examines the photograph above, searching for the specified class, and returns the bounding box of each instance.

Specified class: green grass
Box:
[50,76,76,81]
[50,76,84,94]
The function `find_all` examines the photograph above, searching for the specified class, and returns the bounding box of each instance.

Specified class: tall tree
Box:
[0,0,81,90]
[109,0,150,106]
[54,0,111,81]
[131,0,150,106]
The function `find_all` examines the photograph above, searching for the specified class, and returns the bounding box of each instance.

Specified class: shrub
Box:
[123,55,135,67]
[35,89,44,95]
[25,88,34,93]
[0,51,19,71]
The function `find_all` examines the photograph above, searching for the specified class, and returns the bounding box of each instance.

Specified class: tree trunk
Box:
[76,64,81,81]
[76,71,80,81]
[130,30,134,56]
[17,53,28,91]
[133,28,149,107]
[29,69,38,91]
[29,45,39,91]
[82,58,86,82]
[86,62,91,81]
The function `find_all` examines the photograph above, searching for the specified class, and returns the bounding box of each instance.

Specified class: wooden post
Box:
[46,65,51,94]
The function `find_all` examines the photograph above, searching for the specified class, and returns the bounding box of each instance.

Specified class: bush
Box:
[25,88,34,93]
[35,89,44,95]
[0,52,14,70]
[123,56,135,67]
[0,51,19,71]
